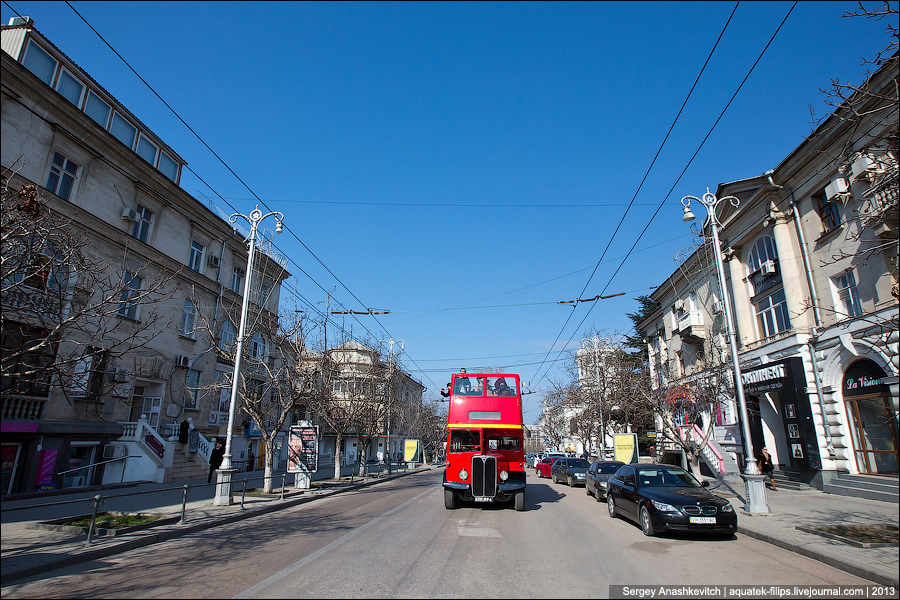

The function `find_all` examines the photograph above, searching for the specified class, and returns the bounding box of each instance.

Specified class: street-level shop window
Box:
[188,241,204,271]
[833,270,862,318]
[84,91,111,128]
[22,40,57,85]
[754,289,790,339]
[46,152,79,201]
[131,205,152,242]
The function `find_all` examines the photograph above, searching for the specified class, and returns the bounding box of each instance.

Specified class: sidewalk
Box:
[1,465,435,584]
[710,475,899,586]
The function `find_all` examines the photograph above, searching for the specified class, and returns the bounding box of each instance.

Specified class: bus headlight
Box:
[459,469,468,481]
[499,470,509,481]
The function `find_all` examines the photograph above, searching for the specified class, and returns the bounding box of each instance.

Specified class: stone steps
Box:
[823,472,899,503]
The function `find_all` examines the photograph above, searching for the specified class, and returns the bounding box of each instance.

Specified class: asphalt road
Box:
[1,469,872,598]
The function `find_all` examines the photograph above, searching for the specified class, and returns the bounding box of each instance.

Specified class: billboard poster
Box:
[287,426,318,474]
[614,433,638,464]
[404,439,419,462]
[34,449,58,490]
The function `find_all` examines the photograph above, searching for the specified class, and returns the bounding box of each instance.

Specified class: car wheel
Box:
[640,505,656,537]
[514,490,525,512]
[567,475,574,487]
[444,489,457,510]
[608,495,617,518]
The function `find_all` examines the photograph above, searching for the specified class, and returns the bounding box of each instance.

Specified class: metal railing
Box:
[57,455,133,484]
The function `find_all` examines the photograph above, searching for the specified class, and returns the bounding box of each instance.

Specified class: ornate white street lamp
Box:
[213,206,284,506]
[681,188,769,514]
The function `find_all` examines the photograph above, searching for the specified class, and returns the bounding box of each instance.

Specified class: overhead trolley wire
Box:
[62,1,439,389]
[528,1,741,388]
[531,1,799,389]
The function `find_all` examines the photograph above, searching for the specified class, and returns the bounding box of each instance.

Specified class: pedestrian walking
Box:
[208,440,225,484]
[758,446,777,491]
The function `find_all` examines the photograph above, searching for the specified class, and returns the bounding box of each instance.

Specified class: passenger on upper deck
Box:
[491,377,514,396]
[453,368,483,396]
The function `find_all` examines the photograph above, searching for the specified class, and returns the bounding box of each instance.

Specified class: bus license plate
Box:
[473,497,493,503]
[689,516,716,524]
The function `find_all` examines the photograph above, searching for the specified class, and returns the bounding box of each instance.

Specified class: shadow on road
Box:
[523,483,565,511]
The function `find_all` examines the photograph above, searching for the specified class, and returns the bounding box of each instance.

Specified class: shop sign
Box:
[843,360,889,397]
[287,425,318,473]
[741,364,785,386]
[614,433,638,464]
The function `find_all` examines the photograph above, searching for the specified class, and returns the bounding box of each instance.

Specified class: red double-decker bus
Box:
[442,372,526,511]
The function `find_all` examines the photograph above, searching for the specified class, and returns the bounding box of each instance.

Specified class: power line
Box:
[528,1,741,387]
[531,1,798,388]
[189,195,661,209]
[61,1,440,390]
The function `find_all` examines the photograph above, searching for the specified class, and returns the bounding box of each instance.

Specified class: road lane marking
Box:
[234,484,436,599]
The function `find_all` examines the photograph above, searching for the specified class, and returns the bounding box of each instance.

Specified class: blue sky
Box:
[3,1,893,422]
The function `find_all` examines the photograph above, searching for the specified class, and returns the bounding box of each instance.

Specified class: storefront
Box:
[740,357,822,474]
[842,359,899,475]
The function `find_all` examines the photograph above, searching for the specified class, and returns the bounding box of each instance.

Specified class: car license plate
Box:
[689,516,716,524]
[473,497,493,503]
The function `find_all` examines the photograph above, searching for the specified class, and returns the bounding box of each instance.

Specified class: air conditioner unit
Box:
[674,299,685,312]
[711,299,724,314]
[174,355,190,368]
[760,260,777,275]
[207,255,220,268]
[850,154,884,181]
[824,177,849,201]
[121,207,138,221]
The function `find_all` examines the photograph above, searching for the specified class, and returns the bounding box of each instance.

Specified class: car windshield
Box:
[569,459,590,468]
[596,463,624,474]
[635,467,701,488]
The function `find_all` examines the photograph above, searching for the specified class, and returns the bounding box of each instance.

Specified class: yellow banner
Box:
[614,434,638,464]
[404,439,418,462]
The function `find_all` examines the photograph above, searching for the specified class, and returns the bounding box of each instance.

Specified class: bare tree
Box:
[2,169,176,417]
[417,400,447,464]
[537,393,569,452]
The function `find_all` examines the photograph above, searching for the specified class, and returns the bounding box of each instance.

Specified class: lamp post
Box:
[385,339,403,475]
[681,188,769,514]
[213,206,284,506]
[588,336,607,458]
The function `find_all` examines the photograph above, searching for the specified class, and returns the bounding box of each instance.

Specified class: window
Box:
[136,134,158,164]
[110,112,137,149]
[231,268,244,293]
[188,241,204,271]
[449,430,481,453]
[141,395,161,427]
[754,289,791,338]
[747,235,778,274]
[118,272,141,319]
[219,320,236,351]
[184,368,201,409]
[181,300,196,337]
[130,205,152,242]
[67,354,93,397]
[158,151,178,181]
[816,190,842,232]
[46,152,79,201]
[833,270,863,318]
[84,91,111,127]
[256,281,270,306]
[55,68,84,107]
[22,40,57,85]
[250,332,266,360]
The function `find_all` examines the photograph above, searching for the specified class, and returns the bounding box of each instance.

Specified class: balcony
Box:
[675,311,706,345]
[1,287,62,321]
[2,396,47,420]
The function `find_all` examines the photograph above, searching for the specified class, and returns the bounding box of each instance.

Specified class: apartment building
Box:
[637,58,898,499]
[1,19,290,493]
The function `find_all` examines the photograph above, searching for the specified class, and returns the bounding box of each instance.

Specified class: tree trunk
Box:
[263,438,275,493]
[358,440,367,476]
[334,432,342,480]
[689,452,703,482]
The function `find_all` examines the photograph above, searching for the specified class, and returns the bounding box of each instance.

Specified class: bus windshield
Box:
[449,429,481,453]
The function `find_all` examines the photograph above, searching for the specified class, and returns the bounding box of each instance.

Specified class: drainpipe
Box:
[765,171,834,457]
[212,239,226,326]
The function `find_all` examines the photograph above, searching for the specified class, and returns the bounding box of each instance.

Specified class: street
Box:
[1,469,872,598]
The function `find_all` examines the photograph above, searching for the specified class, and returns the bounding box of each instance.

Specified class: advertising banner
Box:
[34,449,58,490]
[287,426,318,473]
[404,439,419,462]
[614,433,638,464]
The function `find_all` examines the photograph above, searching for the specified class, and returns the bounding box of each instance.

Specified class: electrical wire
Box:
[529,1,741,387]
[532,1,799,388]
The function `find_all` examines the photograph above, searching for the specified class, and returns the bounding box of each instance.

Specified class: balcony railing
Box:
[1,287,62,319]
[2,397,47,420]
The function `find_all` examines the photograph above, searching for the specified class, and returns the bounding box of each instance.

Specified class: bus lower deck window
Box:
[449,430,481,452]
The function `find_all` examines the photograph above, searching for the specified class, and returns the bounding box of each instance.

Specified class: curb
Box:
[2,466,434,585]
[737,524,899,587]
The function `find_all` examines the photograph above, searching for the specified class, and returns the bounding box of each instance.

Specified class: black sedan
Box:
[606,464,737,537]
[585,461,624,501]
[550,457,591,486]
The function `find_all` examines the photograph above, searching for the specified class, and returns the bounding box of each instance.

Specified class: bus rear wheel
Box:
[444,489,457,509]
[514,490,525,511]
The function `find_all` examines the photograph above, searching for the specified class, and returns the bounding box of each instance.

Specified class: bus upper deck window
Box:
[487,377,516,396]
[454,376,484,396]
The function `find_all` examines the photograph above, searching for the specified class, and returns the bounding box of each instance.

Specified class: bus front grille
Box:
[471,456,497,497]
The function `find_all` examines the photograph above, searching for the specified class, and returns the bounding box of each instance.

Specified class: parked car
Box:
[550,457,591,486]
[585,461,625,501]
[535,456,562,478]
[606,464,737,537]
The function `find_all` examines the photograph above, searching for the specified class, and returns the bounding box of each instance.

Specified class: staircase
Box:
[823,472,899,503]
[771,468,817,492]
[164,442,209,483]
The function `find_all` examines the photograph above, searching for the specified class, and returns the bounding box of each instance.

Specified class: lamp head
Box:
[275,220,283,234]
[681,202,696,222]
